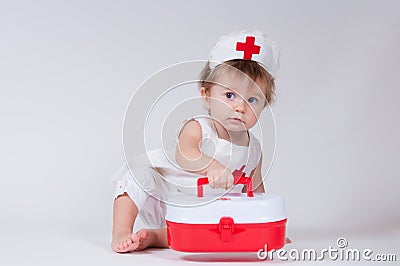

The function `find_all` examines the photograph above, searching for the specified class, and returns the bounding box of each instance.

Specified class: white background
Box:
[0,0,399,265]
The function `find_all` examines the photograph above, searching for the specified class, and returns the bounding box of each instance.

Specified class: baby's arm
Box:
[175,120,234,189]
[245,152,265,193]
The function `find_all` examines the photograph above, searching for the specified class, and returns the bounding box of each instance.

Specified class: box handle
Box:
[197,165,254,197]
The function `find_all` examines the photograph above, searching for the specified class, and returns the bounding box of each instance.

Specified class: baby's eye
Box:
[226,92,235,99]
[248,97,258,104]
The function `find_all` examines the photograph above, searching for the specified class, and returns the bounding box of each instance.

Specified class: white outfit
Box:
[113,116,261,228]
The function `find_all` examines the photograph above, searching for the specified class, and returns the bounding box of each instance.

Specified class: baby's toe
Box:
[130,233,140,249]
[138,230,149,239]
[130,233,139,243]
[125,239,133,248]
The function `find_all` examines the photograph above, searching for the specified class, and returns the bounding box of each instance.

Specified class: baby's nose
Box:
[233,98,246,113]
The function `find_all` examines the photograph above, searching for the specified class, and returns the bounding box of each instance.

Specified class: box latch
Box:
[219,217,234,242]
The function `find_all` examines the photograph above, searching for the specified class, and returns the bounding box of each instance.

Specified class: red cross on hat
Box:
[236,36,261,60]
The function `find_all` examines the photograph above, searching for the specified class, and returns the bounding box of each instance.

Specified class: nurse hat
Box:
[209,30,280,78]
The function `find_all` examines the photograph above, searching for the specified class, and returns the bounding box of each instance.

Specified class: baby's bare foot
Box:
[130,229,160,251]
[112,229,165,253]
[111,231,137,253]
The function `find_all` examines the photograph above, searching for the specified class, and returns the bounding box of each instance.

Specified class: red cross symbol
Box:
[236,36,260,60]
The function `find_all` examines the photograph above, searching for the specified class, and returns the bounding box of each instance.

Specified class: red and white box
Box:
[166,169,287,252]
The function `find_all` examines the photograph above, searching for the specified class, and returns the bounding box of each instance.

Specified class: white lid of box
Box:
[165,193,286,224]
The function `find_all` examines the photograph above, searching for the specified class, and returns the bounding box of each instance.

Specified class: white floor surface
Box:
[1,228,398,266]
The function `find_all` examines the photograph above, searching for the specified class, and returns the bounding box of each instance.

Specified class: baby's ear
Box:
[200,87,210,109]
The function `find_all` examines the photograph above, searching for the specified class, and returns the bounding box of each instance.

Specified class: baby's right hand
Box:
[206,161,234,190]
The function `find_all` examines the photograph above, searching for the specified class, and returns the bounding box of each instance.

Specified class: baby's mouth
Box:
[230,117,244,123]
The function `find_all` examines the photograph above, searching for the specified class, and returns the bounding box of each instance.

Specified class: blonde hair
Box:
[198,59,276,104]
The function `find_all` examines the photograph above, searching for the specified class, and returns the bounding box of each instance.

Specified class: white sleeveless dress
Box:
[113,116,262,228]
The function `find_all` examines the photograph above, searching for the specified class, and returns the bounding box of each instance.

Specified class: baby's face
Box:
[201,73,267,132]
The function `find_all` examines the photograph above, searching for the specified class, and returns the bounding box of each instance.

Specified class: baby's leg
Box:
[111,193,168,253]
[111,192,139,253]
[111,193,168,252]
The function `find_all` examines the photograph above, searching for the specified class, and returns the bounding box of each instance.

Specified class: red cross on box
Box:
[236,36,261,60]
